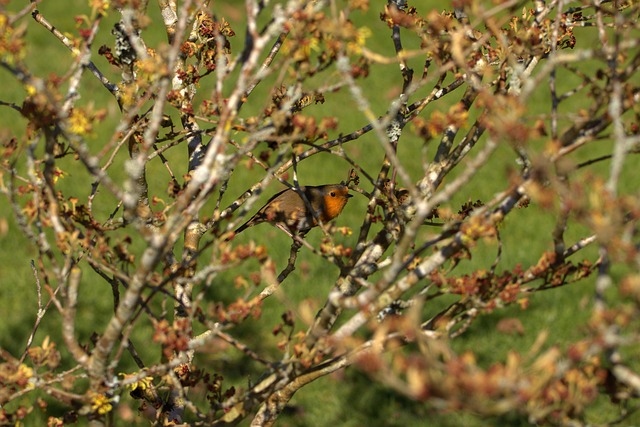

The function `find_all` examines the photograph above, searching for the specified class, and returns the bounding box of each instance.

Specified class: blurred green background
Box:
[1,0,637,425]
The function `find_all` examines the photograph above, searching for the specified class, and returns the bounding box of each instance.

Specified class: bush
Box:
[1,0,639,425]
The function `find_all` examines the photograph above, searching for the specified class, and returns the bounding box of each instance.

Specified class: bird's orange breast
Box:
[321,194,349,222]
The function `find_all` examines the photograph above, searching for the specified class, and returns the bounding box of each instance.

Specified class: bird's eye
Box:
[330,191,336,197]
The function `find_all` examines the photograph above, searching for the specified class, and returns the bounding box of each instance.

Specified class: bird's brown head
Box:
[317,184,353,222]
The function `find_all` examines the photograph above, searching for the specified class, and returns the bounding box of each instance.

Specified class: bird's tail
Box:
[234,221,250,235]
[225,220,251,241]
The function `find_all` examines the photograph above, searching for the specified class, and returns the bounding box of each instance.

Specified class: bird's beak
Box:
[347,194,353,198]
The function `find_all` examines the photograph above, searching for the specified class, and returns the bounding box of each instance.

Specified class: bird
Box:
[232,184,353,237]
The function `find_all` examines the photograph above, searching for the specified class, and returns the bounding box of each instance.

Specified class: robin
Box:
[232,184,353,237]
